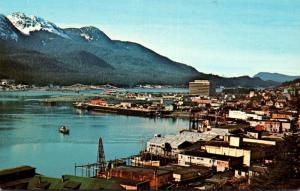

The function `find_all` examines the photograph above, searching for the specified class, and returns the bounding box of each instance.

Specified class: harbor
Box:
[0,89,188,177]
[0,1,299,189]
[1,82,300,189]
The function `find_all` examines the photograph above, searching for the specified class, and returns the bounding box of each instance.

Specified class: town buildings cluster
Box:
[94,80,300,189]
[0,79,29,91]
[1,79,299,190]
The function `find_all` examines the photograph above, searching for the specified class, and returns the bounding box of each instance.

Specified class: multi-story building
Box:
[189,80,210,97]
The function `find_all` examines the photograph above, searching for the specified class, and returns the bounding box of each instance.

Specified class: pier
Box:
[86,104,158,117]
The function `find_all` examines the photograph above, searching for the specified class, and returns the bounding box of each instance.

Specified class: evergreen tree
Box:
[250,134,300,189]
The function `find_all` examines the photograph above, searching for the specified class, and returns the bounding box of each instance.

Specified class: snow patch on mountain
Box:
[80,33,93,41]
[0,15,18,41]
[7,12,70,39]
[79,26,111,42]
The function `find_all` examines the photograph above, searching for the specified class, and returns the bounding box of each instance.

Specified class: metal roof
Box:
[148,128,231,149]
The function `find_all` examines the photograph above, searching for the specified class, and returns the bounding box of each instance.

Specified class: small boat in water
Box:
[59,125,70,135]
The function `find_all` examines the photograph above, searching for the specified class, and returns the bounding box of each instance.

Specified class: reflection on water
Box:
[0,90,188,177]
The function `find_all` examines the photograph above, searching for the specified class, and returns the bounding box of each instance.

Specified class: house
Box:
[274,101,284,109]
[266,100,274,107]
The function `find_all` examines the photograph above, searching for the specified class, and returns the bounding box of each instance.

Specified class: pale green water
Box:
[0,89,188,177]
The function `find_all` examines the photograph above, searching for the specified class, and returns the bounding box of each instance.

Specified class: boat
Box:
[59,125,70,135]
[73,102,87,109]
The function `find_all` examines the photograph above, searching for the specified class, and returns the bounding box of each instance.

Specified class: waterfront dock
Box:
[86,104,157,117]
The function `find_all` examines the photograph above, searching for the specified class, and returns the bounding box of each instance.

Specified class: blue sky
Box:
[1,0,299,77]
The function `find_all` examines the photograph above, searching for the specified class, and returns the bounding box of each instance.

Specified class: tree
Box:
[250,134,300,189]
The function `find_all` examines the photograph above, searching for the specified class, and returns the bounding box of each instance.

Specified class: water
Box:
[0,89,188,177]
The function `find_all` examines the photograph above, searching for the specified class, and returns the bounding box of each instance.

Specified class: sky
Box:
[0,0,299,77]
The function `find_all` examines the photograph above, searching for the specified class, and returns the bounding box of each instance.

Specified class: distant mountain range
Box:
[279,78,300,88]
[0,12,278,87]
[254,72,300,83]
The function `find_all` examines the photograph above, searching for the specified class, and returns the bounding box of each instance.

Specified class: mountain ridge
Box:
[0,12,278,87]
[254,72,300,83]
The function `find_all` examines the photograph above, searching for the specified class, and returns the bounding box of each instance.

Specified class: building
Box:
[159,165,211,183]
[215,86,225,93]
[0,166,36,189]
[228,110,263,121]
[146,129,230,158]
[271,113,294,121]
[178,151,243,172]
[249,120,291,133]
[201,145,251,166]
[189,80,210,97]
[249,90,255,98]
[109,166,173,189]
[0,79,15,86]
[202,135,278,167]
[229,136,276,147]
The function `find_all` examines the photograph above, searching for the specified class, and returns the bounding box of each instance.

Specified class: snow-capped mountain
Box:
[1,13,110,43]
[0,14,18,41]
[7,12,69,39]
[0,12,279,88]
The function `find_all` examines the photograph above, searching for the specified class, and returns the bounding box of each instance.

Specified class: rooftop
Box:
[27,175,123,190]
[159,164,211,176]
[111,166,171,176]
[0,165,35,177]
[182,150,243,161]
[148,128,231,148]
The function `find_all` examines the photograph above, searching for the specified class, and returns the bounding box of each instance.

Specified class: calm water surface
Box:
[0,89,188,177]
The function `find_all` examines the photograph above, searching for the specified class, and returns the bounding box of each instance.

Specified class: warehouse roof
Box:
[148,128,230,149]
